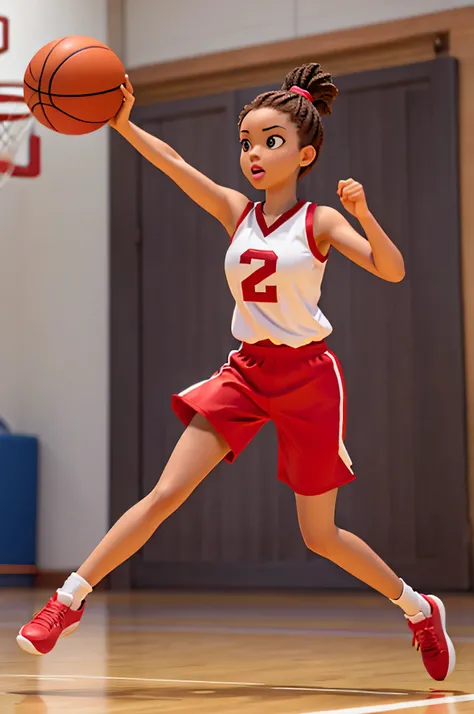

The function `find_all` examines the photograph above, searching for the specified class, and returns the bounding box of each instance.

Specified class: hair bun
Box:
[282,63,338,115]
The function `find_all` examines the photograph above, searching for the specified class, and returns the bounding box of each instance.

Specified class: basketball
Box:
[23,36,126,135]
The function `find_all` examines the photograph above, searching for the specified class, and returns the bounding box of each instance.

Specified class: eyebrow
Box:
[240,125,286,135]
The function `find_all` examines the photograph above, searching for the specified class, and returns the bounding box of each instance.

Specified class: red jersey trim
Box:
[306,203,329,263]
[230,201,254,243]
[256,200,306,237]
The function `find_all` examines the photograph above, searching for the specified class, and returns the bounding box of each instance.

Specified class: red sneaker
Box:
[408,595,456,681]
[16,591,85,655]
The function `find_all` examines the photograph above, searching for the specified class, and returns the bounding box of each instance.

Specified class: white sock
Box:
[58,572,93,611]
[390,579,431,620]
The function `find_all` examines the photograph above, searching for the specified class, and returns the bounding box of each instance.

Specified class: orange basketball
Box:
[23,36,126,135]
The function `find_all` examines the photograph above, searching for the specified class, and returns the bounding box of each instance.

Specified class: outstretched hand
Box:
[109,75,135,131]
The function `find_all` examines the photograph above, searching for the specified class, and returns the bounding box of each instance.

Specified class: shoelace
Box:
[32,600,68,631]
[412,623,442,657]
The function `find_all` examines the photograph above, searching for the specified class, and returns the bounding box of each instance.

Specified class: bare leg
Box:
[295,489,403,599]
[295,490,456,681]
[77,414,229,587]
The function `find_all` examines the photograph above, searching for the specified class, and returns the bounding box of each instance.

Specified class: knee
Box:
[146,484,183,520]
[301,526,340,558]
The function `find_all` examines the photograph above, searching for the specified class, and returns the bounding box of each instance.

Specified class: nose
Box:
[249,145,261,161]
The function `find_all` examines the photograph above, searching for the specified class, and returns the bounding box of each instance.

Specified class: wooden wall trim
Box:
[128,7,474,104]
[0,565,37,575]
[0,566,108,588]
[33,571,109,590]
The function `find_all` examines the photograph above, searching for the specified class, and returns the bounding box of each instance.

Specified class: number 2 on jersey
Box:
[240,249,278,303]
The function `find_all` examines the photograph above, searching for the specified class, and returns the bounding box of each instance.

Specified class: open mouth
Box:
[251,165,266,179]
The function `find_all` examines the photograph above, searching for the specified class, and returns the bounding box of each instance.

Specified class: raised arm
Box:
[110,79,250,236]
[314,179,405,283]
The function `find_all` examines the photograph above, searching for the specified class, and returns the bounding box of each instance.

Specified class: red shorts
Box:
[172,340,356,496]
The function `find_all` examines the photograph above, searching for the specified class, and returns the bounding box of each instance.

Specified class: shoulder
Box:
[228,198,255,242]
[312,205,346,238]
[301,204,332,262]
[226,192,254,237]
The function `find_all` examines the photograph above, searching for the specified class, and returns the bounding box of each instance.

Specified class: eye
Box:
[266,135,285,149]
[241,139,251,152]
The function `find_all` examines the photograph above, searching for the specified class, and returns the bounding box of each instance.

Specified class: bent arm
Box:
[315,206,405,283]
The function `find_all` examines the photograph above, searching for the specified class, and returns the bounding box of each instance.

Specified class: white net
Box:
[0,87,34,189]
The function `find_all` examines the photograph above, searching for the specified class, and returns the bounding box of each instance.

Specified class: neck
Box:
[263,181,298,217]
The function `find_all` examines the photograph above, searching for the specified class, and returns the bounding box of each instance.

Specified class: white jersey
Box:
[224,200,332,347]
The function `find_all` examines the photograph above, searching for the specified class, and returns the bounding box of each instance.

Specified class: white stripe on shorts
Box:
[324,351,354,474]
[178,350,239,398]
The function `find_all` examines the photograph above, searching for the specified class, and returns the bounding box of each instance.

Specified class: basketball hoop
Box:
[0,19,40,188]
[0,82,40,188]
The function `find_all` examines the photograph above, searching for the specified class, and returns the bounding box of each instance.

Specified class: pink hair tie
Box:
[290,86,313,102]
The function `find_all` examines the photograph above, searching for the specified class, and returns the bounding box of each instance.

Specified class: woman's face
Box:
[239,107,315,191]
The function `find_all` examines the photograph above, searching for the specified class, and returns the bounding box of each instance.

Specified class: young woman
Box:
[17,63,454,681]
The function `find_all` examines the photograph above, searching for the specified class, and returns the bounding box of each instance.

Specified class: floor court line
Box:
[4,621,473,642]
[0,673,413,696]
[303,693,474,714]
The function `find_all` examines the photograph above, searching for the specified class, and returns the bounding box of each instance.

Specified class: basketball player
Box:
[17,64,455,681]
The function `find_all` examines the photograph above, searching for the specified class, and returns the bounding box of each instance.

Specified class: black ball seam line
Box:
[27,61,37,83]
[46,46,121,127]
[24,79,123,98]
[37,38,69,131]
[30,101,112,125]
[47,45,117,98]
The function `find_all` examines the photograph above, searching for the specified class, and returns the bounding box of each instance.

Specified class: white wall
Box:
[126,0,474,67]
[0,0,109,570]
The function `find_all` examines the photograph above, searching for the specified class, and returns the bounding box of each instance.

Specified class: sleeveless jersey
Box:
[224,200,332,347]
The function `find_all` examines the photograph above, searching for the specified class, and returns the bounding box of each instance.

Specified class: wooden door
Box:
[111,57,470,591]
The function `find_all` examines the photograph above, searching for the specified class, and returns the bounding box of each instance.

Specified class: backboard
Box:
[0,17,40,182]
[0,17,8,54]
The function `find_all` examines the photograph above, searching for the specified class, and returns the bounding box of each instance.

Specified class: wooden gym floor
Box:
[0,589,473,714]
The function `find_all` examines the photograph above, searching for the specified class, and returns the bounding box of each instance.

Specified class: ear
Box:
[300,145,316,167]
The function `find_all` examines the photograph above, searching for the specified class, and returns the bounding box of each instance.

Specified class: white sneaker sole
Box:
[16,621,80,656]
[428,594,456,679]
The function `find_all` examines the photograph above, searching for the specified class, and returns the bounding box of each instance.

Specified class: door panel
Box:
[111,58,469,591]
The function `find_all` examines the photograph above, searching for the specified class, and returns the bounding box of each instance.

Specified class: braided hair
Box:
[239,63,338,178]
